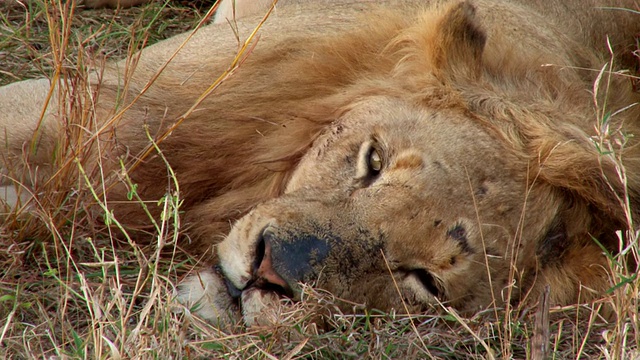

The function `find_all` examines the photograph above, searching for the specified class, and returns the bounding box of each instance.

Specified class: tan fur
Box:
[1,0,639,326]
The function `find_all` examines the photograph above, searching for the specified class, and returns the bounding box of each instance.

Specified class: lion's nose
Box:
[252,228,332,299]
[253,233,294,298]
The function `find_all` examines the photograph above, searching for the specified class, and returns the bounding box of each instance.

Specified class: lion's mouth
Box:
[221,268,293,302]
[217,241,298,327]
[218,266,243,299]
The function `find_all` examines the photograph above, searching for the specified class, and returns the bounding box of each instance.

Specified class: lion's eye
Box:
[412,268,442,299]
[356,141,384,181]
[368,148,383,175]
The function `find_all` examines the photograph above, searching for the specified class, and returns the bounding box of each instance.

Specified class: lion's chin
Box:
[240,287,286,327]
[177,269,293,327]
[176,269,241,326]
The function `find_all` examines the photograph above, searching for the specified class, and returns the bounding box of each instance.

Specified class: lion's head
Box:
[217,96,532,321]
[175,0,640,326]
[209,95,610,325]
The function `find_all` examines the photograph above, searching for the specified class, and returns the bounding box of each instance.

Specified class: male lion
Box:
[1,0,639,327]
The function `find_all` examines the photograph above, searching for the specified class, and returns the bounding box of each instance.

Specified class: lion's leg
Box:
[212,0,317,24]
[0,78,59,207]
[212,0,272,24]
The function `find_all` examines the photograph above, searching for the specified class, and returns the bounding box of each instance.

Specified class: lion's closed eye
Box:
[402,267,444,299]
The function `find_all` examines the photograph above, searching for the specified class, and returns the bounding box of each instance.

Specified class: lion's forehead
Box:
[288,97,509,190]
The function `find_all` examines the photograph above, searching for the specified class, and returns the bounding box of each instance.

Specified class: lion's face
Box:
[215,96,562,325]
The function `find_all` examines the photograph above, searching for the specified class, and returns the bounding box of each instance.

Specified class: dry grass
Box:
[0,0,207,86]
[0,1,639,359]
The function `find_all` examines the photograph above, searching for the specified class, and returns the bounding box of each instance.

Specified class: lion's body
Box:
[1,0,639,325]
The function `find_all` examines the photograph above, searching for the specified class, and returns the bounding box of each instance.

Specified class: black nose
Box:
[253,232,295,298]
[252,228,332,299]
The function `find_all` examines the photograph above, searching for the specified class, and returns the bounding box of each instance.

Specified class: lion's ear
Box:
[391,1,486,80]
[430,1,486,79]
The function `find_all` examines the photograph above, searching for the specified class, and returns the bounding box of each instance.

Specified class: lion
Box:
[1,0,639,327]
